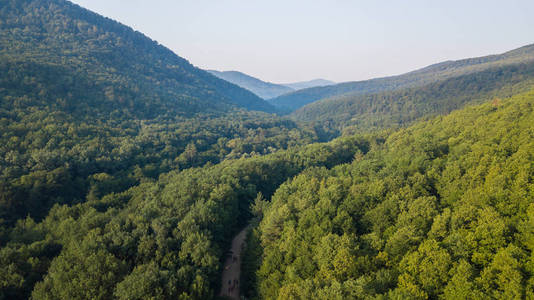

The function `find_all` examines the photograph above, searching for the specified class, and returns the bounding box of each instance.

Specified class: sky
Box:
[69,0,534,83]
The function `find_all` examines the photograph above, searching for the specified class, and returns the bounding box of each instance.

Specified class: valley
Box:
[1,0,533,299]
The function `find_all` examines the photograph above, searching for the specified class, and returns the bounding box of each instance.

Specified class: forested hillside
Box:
[293,61,534,135]
[0,133,371,299]
[251,90,534,299]
[0,0,275,114]
[269,43,534,111]
[207,70,294,99]
[5,86,533,299]
[0,0,316,227]
[0,0,328,298]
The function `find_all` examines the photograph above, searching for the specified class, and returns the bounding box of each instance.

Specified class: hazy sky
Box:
[69,0,534,83]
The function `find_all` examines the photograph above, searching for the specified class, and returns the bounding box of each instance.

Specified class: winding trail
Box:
[219,227,249,299]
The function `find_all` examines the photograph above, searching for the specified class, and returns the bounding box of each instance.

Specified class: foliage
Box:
[0,133,369,299]
[256,91,534,299]
[3,1,534,299]
[0,0,316,225]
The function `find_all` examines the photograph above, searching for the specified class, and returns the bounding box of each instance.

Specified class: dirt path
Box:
[219,227,249,299]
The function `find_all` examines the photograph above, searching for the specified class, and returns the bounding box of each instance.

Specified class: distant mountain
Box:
[282,79,336,90]
[206,70,336,99]
[207,70,294,99]
[269,44,534,111]
[292,61,534,135]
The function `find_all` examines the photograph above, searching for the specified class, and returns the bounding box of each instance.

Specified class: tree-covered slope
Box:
[0,0,275,114]
[0,0,309,226]
[3,1,534,300]
[269,43,534,111]
[254,90,534,299]
[207,70,294,99]
[293,61,534,135]
[5,86,533,299]
[0,1,335,298]
[0,132,371,299]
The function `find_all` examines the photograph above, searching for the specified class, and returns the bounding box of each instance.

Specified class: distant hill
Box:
[269,44,534,111]
[292,61,534,135]
[207,70,294,99]
[282,79,335,90]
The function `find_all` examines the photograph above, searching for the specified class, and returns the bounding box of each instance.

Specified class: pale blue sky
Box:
[70,0,534,83]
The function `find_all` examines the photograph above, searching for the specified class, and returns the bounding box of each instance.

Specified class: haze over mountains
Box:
[281,78,335,90]
[207,70,294,99]
[2,0,534,299]
[207,69,335,99]
[206,44,534,119]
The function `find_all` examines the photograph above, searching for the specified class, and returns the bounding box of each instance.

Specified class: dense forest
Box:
[1,0,534,299]
[269,43,534,111]
[251,90,534,299]
[0,132,370,299]
[0,0,321,227]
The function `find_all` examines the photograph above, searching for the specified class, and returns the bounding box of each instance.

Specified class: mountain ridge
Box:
[292,61,534,135]
[0,0,315,227]
[1,0,276,114]
[207,69,294,99]
[268,43,534,111]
